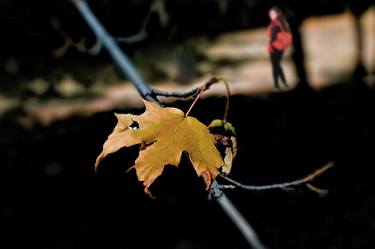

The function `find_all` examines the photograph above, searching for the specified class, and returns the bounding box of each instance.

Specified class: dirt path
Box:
[2,8,374,126]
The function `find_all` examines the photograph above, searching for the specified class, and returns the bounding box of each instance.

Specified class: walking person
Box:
[267,6,292,90]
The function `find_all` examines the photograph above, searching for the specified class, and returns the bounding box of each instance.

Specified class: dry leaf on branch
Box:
[95,99,229,196]
[208,119,237,174]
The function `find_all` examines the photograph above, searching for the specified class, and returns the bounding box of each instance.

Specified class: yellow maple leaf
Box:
[95,99,228,196]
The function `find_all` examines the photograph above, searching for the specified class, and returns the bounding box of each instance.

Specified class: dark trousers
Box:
[270,50,287,88]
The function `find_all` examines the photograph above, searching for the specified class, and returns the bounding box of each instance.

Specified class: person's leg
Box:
[277,51,288,87]
[270,52,280,88]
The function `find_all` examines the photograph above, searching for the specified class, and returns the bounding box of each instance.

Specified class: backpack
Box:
[272,21,292,50]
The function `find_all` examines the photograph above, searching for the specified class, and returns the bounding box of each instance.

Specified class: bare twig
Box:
[51,17,88,58]
[87,38,103,56]
[151,87,200,98]
[116,5,150,44]
[306,183,329,196]
[116,11,149,44]
[87,0,169,55]
[117,0,169,44]
[210,181,267,249]
[117,30,148,44]
[220,162,334,192]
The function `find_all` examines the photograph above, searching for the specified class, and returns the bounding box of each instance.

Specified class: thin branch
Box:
[210,181,267,249]
[306,183,329,196]
[117,30,148,44]
[116,5,150,44]
[220,162,334,192]
[72,2,266,248]
[116,9,150,44]
[117,0,169,44]
[87,38,103,56]
[151,87,200,98]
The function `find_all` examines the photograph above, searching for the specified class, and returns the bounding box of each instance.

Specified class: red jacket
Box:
[267,17,284,53]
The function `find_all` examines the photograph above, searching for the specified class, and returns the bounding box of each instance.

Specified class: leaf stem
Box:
[185,77,220,117]
[217,77,231,122]
[185,86,205,117]
[184,76,232,118]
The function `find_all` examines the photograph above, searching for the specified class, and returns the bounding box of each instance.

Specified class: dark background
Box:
[1,1,375,249]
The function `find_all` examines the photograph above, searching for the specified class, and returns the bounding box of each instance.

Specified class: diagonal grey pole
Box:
[71,0,158,103]
[72,1,267,248]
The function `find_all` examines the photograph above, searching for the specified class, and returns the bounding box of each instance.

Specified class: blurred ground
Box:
[0,8,374,126]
